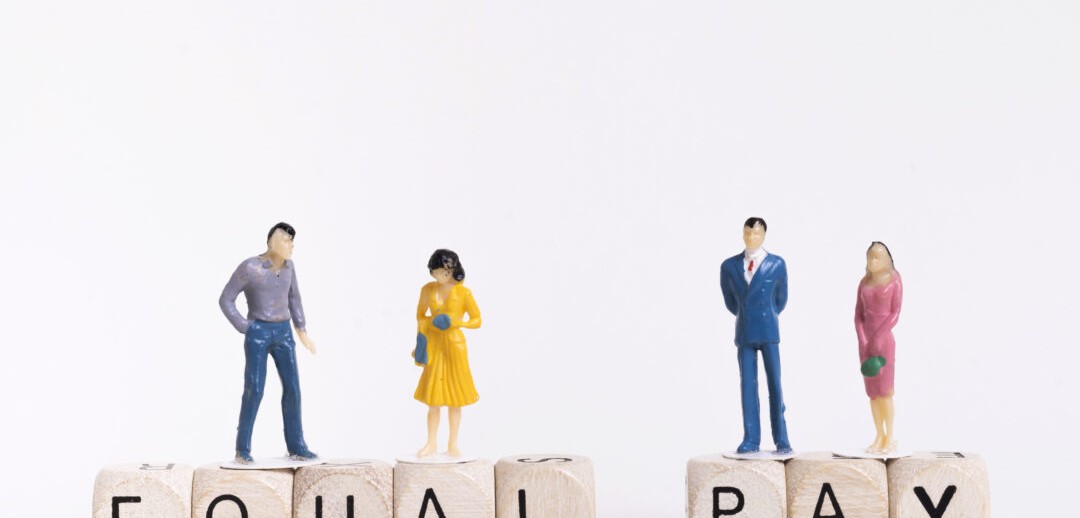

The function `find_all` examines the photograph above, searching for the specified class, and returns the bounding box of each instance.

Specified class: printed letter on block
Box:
[786,452,887,518]
[495,454,595,518]
[686,454,785,518]
[395,459,495,518]
[294,459,394,518]
[92,463,193,518]
[192,464,293,518]
[888,452,990,518]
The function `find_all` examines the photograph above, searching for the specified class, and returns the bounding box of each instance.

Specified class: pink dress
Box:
[855,272,903,399]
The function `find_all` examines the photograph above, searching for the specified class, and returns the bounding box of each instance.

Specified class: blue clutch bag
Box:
[433,314,451,330]
[414,332,428,365]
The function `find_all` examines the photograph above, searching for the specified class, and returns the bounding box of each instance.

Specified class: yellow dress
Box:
[414,281,482,407]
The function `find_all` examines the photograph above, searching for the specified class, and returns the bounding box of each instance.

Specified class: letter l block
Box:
[495,454,595,518]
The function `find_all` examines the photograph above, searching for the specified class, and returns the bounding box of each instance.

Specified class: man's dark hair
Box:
[428,249,466,282]
[743,217,767,232]
[267,222,296,243]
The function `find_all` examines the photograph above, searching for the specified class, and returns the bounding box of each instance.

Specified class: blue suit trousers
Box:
[236,320,309,456]
[737,343,790,449]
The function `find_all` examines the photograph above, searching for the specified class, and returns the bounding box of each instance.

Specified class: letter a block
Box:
[786,453,887,518]
[495,454,595,518]
[887,452,990,517]
[92,463,193,518]
[686,454,785,518]
[395,459,495,518]
[192,465,293,518]
[294,459,394,518]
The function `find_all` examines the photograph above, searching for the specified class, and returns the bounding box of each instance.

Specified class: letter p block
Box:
[686,454,785,518]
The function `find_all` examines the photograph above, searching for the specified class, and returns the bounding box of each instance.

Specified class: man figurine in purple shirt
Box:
[219,222,318,464]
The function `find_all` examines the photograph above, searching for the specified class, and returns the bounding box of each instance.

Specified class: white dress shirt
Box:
[743,248,768,284]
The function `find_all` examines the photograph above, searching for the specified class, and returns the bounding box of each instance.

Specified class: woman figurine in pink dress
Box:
[855,241,903,453]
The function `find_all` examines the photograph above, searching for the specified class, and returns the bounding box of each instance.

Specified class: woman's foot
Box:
[866,436,886,453]
[881,439,898,453]
[447,443,462,458]
[417,442,437,458]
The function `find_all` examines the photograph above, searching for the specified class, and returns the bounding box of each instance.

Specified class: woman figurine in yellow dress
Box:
[413,249,482,458]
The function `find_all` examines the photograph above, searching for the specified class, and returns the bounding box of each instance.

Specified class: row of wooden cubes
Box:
[94,454,593,518]
[687,451,989,517]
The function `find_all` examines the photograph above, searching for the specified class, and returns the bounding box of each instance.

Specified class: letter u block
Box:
[92,463,193,518]
[887,452,990,517]
[786,452,887,518]
[686,454,786,518]
[394,459,495,517]
[495,454,595,518]
[192,465,293,518]
[293,459,394,518]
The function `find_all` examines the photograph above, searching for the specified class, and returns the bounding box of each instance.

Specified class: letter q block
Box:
[192,464,293,518]
[495,454,595,518]
[92,463,193,518]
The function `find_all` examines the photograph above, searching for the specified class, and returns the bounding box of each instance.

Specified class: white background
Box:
[2,1,1078,516]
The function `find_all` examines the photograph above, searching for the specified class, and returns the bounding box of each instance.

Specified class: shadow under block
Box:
[395,459,495,518]
[686,454,786,518]
[786,452,887,518]
[293,459,394,518]
[887,452,990,518]
[93,463,194,518]
[495,454,596,518]
[192,464,293,518]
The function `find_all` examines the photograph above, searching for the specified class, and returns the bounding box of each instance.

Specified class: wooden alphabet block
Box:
[786,452,887,518]
[192,464,293,518]
[394,459,495,518]
[92,463,193,518]
[294,459,394,518]
[887,452,990,518]
[495,454,595,518]
[686,454,786,518]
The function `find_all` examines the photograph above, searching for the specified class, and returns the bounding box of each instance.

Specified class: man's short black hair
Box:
[267,222,296,243]
[743,217,767,232]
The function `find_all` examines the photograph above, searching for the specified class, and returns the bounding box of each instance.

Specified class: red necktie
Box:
[748,259,755,273]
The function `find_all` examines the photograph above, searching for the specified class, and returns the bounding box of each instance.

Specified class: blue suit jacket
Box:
[720,252,788,347]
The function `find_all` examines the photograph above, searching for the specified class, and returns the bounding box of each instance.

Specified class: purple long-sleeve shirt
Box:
[219,256,307,334]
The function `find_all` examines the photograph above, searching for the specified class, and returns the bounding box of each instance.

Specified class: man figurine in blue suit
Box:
[720,217,792,454]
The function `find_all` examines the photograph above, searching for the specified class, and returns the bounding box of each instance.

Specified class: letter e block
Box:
[686,454,785,518]
[92,463,193,518]
[192,465,293,518]
[495,454,595,518]
[786,452,887,518]
[394,459,495,518]
[294,459,394,518]
[887,452,990,517]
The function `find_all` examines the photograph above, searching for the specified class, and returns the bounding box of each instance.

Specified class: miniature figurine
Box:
[412,249,482,458]
[219,222,318,464]
[855,241,903,453]
[720,217,792,454]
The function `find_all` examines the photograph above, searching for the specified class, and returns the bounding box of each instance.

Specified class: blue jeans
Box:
[236,320,309,456]
[737,342,790,449]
